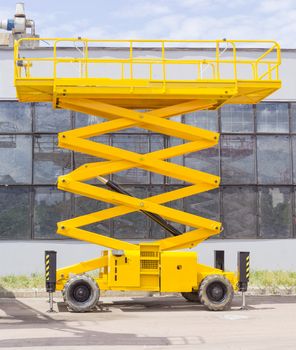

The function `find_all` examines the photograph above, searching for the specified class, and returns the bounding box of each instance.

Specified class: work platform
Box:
[15,39,281,108]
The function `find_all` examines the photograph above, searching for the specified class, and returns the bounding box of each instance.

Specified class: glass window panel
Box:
[113,186,149,239]
[292,136,296,184]
[257,136,291,184]
[184,189,220,237]
[34,187,71,239]
[221,135,255,184]
[167,137,184,184]
[0,135,32,184]
[184,110,218,131]
[0,187,31,240]
[74,193,111,236]
[34,135,72,184]
[148,185,185,238]
[256,103,289,133]
[0,101,31,132]
[222,186,257,238]
[258,186,292,238]
[74,135,109,184]
[291,103,296,133]
[112,135,149,184]
[75,112,105,128]
[221,104,254,133]
[148,185,166,238]
[184,145,219,176]
[150,135,165,184]
[34,103,71,132]
[165,186,185,234]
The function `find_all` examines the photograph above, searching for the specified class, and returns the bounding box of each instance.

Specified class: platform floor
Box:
[0,295,295,349]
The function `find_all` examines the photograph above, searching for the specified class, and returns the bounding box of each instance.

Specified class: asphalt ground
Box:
[0,295,296,350]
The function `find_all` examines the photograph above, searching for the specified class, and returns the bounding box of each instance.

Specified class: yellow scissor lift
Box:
[15,38,281,311]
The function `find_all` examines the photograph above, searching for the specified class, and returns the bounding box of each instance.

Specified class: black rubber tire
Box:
[198,274,233,311]
[181,292,200,303]
[63,274,99,312]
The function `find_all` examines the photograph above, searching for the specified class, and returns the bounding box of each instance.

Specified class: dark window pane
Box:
[221,135,255,184]
[258,187,292,238]
[34,103,71,132]
[183,110,218,131]
[167,137,184,184]
[148,185,166,239]
[74,135,109,166]
[184,145,219,176]
[112,135,149,184]
[34,135,72,184]
[74,193,111,236]
[148,185,185,239]
[150,135,165,184]
[184,189,220,238]
[222,186,257,238]
[0,135,32,184]
[0,187,31,239]
[221,104,254,133]
[257,136,291,184]
[184,189,219,220]
[291,103,296,133]
[292,136,296,184]
[74,135,110,184]
[0,101,31,132]
[75,112,105,128]
[256,103,289,133]
[113,186,149,239]
[34,187,71,239]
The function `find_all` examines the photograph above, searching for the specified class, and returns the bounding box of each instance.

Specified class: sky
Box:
[0,0,296,47]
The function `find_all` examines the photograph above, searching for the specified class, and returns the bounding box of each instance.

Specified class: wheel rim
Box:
[206,281,227,303]
[71,283,91,303]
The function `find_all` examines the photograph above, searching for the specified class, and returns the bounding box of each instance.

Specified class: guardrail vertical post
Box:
[129,41,133,80]
[216,41,220,79]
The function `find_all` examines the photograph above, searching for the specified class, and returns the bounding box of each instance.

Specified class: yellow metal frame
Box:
[14,38,281,107]
[14,38,281,293]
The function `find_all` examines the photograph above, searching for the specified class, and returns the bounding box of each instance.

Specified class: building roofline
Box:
[0,46,295,52]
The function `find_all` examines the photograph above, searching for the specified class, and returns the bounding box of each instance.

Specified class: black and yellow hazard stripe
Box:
[45,254,50,281]
[246,254,250,281]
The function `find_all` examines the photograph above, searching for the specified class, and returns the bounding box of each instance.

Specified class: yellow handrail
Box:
[14,38,281,83]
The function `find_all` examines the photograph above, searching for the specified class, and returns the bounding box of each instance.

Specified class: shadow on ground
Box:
[102,294,296,313]
[0,297,169,347]
[0,286,15,299]
[0,294,295,347]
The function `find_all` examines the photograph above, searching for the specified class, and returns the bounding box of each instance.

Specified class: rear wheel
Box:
[181,292,200,303]
[63,274,99,312]
[198,274,233,311]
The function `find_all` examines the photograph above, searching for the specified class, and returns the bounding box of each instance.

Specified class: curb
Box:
[0,287,296,298]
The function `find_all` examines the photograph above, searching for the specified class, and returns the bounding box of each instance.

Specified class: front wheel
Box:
[63,274,100,312]
[198,274,233,311]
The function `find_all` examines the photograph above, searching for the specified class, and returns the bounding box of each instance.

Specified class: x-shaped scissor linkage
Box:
[56,99,222,250]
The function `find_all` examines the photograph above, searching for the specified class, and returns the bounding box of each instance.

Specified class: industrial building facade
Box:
[0,46,296,273]
[0,101,295,240]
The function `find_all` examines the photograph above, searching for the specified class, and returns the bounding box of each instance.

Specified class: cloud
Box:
[113,2,171,18]
[1,0,296,48]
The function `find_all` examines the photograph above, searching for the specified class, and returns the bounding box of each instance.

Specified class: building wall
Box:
[0,47,295,274]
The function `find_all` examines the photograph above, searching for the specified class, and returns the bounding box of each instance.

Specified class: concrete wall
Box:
[0,239,295,276]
